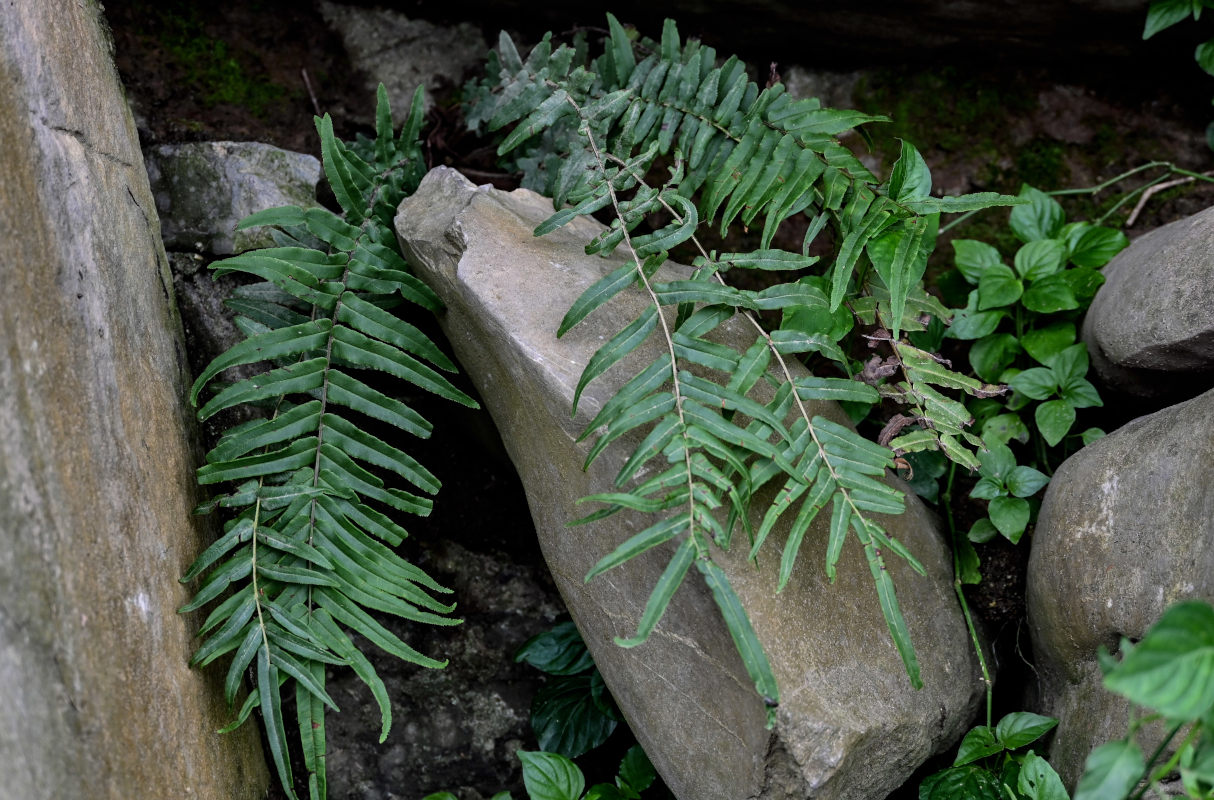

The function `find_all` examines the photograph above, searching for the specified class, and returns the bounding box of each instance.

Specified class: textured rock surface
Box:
[0,3,268,798]
[318,0,486,114]
[1026,387,1214,786]
[396,167,982,800]
[325,537,565,799]
[144,140,321,255]
[1082,206,1214,403]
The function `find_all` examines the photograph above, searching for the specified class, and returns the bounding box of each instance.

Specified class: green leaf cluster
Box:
[927,601,1214,800]
[1080,600,1214,800]
[183,85,477,800]
[465,13,1029,714]
[936,184,1125,561]
[921,712,1064,800]
[515,621,620,758]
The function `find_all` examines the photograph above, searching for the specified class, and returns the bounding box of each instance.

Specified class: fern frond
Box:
[465,15,1033,714]
[183,85,471,800]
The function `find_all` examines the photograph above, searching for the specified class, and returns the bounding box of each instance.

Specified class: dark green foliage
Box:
[516,622,620,758]
[927,601,1214,799]
[183,85,476,800]
[467,14,1026,714]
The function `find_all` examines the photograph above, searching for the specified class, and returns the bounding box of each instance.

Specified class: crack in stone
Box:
[44,121,134,168]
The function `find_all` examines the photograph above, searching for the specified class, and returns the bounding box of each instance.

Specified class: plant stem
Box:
[1128,721,1188,800]
[943,460,993,728]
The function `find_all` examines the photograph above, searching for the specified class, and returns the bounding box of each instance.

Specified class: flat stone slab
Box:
[396,167,982,800]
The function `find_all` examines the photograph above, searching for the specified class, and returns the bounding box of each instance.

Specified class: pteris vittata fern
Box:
[181,86,475,799]
[466,15,1021,718]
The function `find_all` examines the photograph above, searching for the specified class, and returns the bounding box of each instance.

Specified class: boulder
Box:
[0,3,268,798]
[144,140,321,255]
[1082,206,1214,404]
[1026,387,1214,786]
[318,1,486,114]
[395,167,982,800]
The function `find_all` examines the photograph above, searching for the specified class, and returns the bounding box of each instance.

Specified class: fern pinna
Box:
[181,86,475,799]
[467,16,1021,715]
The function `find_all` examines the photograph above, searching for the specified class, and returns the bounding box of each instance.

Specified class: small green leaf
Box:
[995,712,1058,749]
[1010,185,1064,243]
[516,621,595,676]
[615,538,695,648]
[586,514,690,581]
[1104,601,1214,719]
[969,476,1004,501]
[1065,223,1128,267]
[1021,322,1076,368]
[920,765,1004,799]
[520,750,586,800]
[1073,740,1145,800]
[968,518,999,544]
[1080,427,1106,445]
[953,725,1003,766]
[574,307,659,414]
[1017,752,1070,800]
[969,333,1022,383]
[1009,367,1058,400]
[1022,273,1079,313]
[1036,399,1076,447]
[981,413,1030,446]
[1007,466,1050,498]
[1062,379,1102,410]
[888,139,932,201]
[977,442,1017,481]
[530,674,618,758]
[977,265,1023,310]
[1014,239,1066,280]
[949,294,1006,341]
[1062,267,1105,301]
[988,496,1030,543]
[619,745,657,793]
[952,239,1004,284]
[1144,0,1193,38]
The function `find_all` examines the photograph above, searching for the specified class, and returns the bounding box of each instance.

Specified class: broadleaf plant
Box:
[467,14,1024,716]
[182,85,477,800]
[942,184,1126,554]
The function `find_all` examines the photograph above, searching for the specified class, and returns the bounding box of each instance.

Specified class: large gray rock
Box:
[1026,387,1214,786]
[395,167,982,800]
[0,3,268,798]
[318,1,486,114]
[1083,206,1214,403]
[145,140,321,255]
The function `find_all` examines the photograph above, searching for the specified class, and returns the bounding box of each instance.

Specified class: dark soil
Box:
[103,2,1213,798]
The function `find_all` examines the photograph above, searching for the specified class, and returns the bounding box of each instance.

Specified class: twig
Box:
[301,68,321,117]
[1125,171,1214,226]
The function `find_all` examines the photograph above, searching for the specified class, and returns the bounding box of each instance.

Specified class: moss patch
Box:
[125,0,293,120]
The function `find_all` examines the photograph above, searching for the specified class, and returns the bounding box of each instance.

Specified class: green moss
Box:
[853,67,1036,161]
[129,1,293,120]
[1013,137,1068,189]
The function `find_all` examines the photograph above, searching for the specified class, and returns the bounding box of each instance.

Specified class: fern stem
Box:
[604,148,887,556]
[569,96,704,555]
[250,491,273,664]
